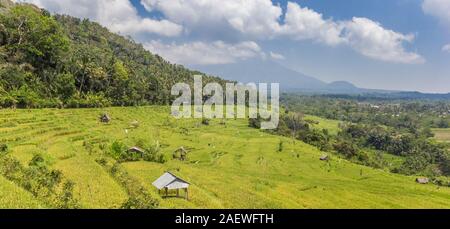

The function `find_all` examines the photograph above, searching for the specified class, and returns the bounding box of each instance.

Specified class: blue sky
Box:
[269,0,450,92]
[20,0,450,92]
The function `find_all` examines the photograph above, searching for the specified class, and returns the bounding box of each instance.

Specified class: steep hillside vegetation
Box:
[0,1,225,108]
[0,175,44,208]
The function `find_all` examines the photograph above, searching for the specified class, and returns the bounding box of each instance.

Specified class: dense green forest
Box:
[281,94,450,128]
[0,1,226,108]
[272,94,450,185]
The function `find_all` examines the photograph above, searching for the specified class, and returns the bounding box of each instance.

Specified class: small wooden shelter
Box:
[416,177,429,184]
[100,114,111,123]
[128,146,145,157]
[173,147,188,161]
[320,155,329,161]
[152,172,190,200]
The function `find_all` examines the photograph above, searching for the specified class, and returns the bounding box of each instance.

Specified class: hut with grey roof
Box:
[128,146,145,157]
[416,177,429,184]
[152,172,190,200]
[100,113,111,123]
[320,155,329,161]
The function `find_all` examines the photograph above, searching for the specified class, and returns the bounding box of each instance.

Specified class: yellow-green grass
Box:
[0,176,45,209]
[0,107,449,209]
[304,115,341,135]
[432,128,450,143]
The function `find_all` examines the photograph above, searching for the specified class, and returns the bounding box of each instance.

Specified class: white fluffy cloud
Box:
[280,2,344,46]
[141,0,282,38]
[141,0,423,64]
[17,0,182,37]
[270,52,285,60]
[16,0,424,64]
[422,0,450,26]
[443,44,450,53]
[144,40,264,65]
[341,17,425,64]
[422,0,450,53]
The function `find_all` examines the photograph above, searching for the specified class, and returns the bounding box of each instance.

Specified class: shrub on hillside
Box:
[201,118,210,126]
[121,186,160,209]
[104,162,159,209]
[0,143,8,153]
[0,155,79,208]
[278,140,284,152]
[66,93,112,108]
[299,129,331,151]
[333,140,360,159]
[432,177,450,187]
[108,140,166,163]
[248,117,261,129]
[29,154,46,168]
[55,181,79,209]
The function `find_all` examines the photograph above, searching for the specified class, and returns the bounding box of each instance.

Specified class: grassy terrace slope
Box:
[1,107,449,209]
[304,115,341,135]
[0,176,44,208]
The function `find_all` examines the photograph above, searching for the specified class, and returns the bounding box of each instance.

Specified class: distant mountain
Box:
[326,81,358,91]
[191,59,384,94]
[191,59,328,91]
[359,91,450,100]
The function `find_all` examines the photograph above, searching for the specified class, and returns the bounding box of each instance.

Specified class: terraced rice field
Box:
[0,107,449,209]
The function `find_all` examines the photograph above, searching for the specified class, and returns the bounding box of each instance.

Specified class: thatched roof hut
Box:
[416,177,429,184]
[128,146,145,154]
[100,114,111,123]
[173,147,188,161]
[127,146,145,157]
